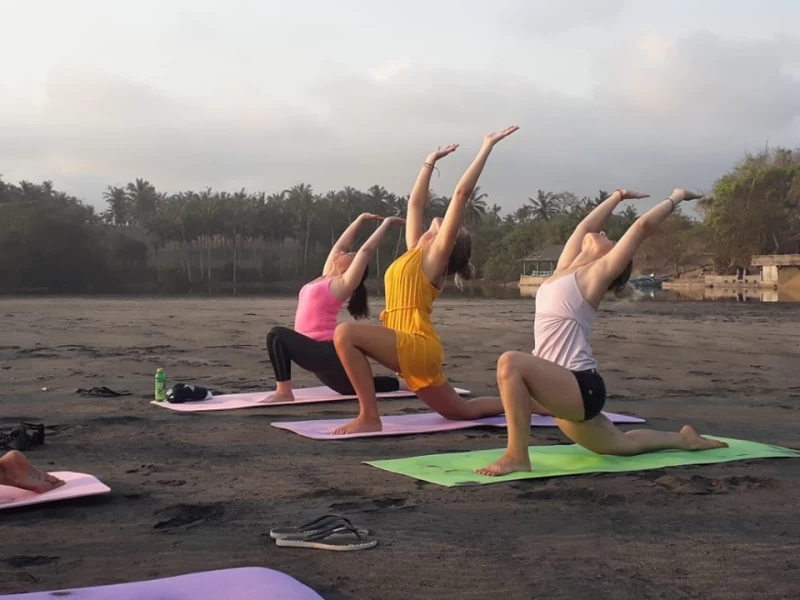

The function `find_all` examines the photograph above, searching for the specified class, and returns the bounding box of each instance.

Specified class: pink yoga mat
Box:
[0,567,322,599]
[271,411,645,440]
[151,385,471,412]
[0,472,110,510]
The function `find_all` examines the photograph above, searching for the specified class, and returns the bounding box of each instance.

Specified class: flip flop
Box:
[275,522,377,552]
[269,514,369,540]
[75,387,132,397]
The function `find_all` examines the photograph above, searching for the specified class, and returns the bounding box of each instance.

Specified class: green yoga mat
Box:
[365,437,800,487]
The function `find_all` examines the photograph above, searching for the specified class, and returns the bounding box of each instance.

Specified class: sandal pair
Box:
[269,514,377,552]
[75,387,131,398]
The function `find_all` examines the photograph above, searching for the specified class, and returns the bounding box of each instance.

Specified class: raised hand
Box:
[483,126,520,148]
[382,216,406,227]
[359,213,384,221]
[672,189,704,202]
[427,144,459,163]
[616,189,650,200]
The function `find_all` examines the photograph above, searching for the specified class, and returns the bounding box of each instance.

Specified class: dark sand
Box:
[1,297,800,599]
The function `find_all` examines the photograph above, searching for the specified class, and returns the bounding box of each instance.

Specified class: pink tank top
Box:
[533,272,597,371]
[293,278,344,341]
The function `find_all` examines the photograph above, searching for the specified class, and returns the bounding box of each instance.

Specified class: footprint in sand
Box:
[328,497,414,513]
[153,503,224,530]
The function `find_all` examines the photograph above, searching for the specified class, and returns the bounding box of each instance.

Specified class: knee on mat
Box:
[437,407,471,421]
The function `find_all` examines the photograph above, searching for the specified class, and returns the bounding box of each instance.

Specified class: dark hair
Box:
[347,263,370,320]
[609,260,633,297]
[447,230,476,290]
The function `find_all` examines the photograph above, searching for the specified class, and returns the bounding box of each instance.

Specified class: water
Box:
[8,282,800,303]
[518,284,800,303]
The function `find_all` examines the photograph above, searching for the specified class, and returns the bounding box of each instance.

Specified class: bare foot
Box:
[475,452,532,477]
[0,451,65,493]
[259,391,295,404]
[331,416,382,435]
[679,425,728,451]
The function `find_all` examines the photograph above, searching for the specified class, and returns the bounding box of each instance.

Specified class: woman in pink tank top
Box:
[261,213,406,403]
[477,188,728,477]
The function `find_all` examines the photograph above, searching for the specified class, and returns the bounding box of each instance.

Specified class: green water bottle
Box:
[154,367,167,402]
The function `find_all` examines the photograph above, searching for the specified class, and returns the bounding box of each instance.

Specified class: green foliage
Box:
[701,147,800,271]
[3,145,799,292]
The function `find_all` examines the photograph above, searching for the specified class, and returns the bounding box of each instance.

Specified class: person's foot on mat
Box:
[679,425,728,451]
[331,416,382,435]
[475,451,532,477]
[0,450,65,493]
[259,391,296,404]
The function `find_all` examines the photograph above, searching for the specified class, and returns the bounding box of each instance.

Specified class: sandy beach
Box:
[1,296,800,599]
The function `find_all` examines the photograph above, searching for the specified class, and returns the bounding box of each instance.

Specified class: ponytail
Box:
[347,263,370,320]
[447,230,474,291]
[608,260,634,299]
[453,261,476,291]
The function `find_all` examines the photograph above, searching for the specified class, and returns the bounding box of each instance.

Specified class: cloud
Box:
[515,0,628,36]
[0,32,799,215]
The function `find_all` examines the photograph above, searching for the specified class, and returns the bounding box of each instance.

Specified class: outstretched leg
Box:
[332,323,402,435]
[0,451,64,493]
[557,415,728,456]
[416,384,504,419]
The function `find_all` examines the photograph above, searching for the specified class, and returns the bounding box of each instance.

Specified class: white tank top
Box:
[533,272,597,372]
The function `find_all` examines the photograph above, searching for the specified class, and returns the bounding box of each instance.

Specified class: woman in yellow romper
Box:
[332,126,539,435]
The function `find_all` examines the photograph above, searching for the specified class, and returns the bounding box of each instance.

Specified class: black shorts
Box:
[572,369,606,421]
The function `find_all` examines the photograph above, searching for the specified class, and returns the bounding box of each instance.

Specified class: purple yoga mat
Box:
[271,411,645,440]
[0,567,322,600]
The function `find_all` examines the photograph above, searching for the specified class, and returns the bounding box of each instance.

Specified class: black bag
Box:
[166,384,212,404]
[0,423,45,451]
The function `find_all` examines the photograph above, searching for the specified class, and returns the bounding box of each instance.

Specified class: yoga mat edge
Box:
[364,438,800,487]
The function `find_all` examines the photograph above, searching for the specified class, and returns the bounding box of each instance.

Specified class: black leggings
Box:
[266,326,400,396]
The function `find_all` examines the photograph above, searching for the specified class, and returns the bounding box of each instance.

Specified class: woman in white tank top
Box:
[477,188,728,477]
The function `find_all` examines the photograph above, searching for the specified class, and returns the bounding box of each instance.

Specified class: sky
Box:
[1,0,799,216]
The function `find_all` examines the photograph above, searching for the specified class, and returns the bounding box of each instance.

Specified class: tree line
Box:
[1,146,798,294]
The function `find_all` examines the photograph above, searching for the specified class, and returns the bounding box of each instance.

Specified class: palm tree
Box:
[265,191,292,278]
[286,183,316,277]
[195,188,219,282]
[514,204,533,224]
[126,178,158,226]
[424,193,448,224]
[392,195,409,258]
[103,186,131,227]
[620,205,638,222]
[528,189,560,221]
[489,203,502,224]
[365,185,392,276]
[465,186,488,225]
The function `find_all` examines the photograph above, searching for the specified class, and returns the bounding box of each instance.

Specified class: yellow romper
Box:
[380,246,446,392]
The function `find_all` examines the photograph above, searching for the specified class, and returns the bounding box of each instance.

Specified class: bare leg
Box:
[416,384,504,419]
[0,451,64,493]
[332,323,402,435]
[477,352,726,477]
[416,383,550,419]
[557,415,728,456]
